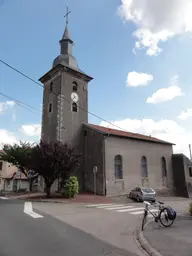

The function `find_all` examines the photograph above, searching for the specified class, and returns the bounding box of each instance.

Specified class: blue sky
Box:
[0,0,192,156]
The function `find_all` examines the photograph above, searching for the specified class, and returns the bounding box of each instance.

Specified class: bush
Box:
[189,202,192,216]
[62,176,79,198]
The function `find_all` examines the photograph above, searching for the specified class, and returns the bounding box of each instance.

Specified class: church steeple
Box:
[62,25,70,40]
[59,24,73,56]
[52,6,78,69]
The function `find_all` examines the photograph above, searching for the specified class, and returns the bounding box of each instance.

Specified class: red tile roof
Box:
[3,171,28,180]
[87,124,174,145]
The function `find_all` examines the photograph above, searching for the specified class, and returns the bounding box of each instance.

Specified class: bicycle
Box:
[141,200,175,231]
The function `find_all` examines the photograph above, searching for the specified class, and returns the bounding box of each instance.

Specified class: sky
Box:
[0,0,192,157]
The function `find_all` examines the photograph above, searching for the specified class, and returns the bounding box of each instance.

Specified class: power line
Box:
[0,59,130,132]
[1,59,192,148]
[0,92,40,116]
[0,62,191,148]
[0,92,40,113]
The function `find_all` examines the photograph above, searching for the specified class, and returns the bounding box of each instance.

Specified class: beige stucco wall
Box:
[0,161,18,190]
[104,136,174,196]
[4,179,29,192]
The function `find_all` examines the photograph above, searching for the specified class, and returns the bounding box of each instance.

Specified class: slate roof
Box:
[86,124,174,145]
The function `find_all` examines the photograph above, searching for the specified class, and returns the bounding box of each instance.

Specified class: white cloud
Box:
[100,118,191,157]
[178,108,192,120]
[0,101,15,113]
[146,76,183,104]
[20,124,41,137]
[0,130,17,147]
[146,86,183,104]
[127,71,153,87]
[118,0,192,55]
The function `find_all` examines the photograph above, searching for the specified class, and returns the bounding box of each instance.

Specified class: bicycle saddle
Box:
[158,201,164,204]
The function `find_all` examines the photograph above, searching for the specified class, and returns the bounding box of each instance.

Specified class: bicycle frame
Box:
[143,201,164,222]
[142,201,175,230]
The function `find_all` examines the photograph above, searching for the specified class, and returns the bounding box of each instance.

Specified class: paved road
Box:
[0,197,138,256]
[144,219,192,256]
[33,197,190,255]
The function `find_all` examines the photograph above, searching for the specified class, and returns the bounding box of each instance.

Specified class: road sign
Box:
[93,166,98,173]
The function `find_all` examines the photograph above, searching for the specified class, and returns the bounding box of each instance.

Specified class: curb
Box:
[134,214,192,256]
[16,198,113,204]
[134,220,163,256]
[19,199,67,203]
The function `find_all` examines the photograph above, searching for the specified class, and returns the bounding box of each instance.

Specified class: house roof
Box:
[3,171,27,180]
[85,124,174,145]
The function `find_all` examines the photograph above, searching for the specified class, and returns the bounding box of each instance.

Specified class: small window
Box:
[189,167,192,177]
[7,180,10,186]
[114,155,123,179]
[0,162,2,170]
[48,103,52,113]
[50,82,53,92]
[72,102,77,112]
[161,157,167,177]
[72,81,77,91]
[141,156,148,177]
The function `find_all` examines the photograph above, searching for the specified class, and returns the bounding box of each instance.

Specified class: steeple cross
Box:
[64,5,71,25]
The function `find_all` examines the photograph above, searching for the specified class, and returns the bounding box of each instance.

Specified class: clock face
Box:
[71,92,79,102]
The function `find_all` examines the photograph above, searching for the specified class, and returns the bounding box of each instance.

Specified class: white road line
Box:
[86,204,115,207]
[130,209,158,215]
[24,202,44,219]
[117,207,144,213]
[0,196,9,200]
[97,204,125,209]
[27,211,44,219]
[106,206,134,210]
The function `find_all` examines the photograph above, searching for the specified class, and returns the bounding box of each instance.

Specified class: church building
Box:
[39,12,177,196]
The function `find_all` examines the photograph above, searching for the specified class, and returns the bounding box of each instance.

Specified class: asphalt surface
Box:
[144,219,192,256]
[0,198,138,256]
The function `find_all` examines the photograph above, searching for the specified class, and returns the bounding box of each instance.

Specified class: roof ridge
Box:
[87,123,174,145]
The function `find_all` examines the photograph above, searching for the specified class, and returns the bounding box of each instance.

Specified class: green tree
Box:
[30,141,81,198]
[0,142,37,191]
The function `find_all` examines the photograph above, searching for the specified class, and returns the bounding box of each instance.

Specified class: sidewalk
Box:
[7,192,113,204]
[142,216,192,256]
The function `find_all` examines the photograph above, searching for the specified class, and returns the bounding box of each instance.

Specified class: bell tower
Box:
[39,7,93,153]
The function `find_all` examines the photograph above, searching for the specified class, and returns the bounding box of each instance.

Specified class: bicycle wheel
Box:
[159,208,175,227]
[141,210,148,231]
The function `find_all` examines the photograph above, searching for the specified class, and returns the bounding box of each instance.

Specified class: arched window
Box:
[189,167,192,177]
[161,157,167,177]
[50,82,53,92]
[72,102,77,112]
[114,155,123,179]
[72,81,78,91]
[0,161,2,170]
[48,103,52,113]
[141,156,148,177]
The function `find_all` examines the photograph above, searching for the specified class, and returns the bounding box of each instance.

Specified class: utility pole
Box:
[189,144,192,160]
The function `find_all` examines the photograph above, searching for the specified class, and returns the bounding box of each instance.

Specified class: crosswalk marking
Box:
[85,203,159,217]
[0,196,9,200]
[130,209,158,215]
[86,203,114,207]
[106,206,134,210]
[97,204,125,209]
[117,207,144,213]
